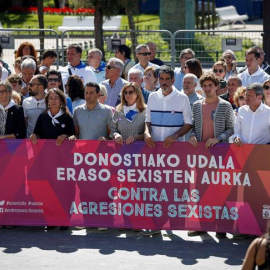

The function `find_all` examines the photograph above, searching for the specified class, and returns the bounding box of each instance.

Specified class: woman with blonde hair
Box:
[262,80,270,107]
[110,82,146,145]
[233,86,247,111]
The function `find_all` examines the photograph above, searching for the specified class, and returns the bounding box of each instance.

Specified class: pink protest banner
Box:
[0,139,269,235]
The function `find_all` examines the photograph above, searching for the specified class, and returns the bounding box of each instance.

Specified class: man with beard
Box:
[145,65,192,147]
[22,74,47,137]
[143,65,192,236]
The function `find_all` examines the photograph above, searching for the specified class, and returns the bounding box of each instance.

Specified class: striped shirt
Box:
[145,87,192,141]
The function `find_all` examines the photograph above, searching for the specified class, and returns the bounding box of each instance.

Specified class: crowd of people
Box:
[0,41,270,251]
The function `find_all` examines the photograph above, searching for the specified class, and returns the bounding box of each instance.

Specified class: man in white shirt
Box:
[22,74,47,138]
[143,65,192,236]
[238,48,269,87]
[145,65,192,148]
[87,48,106,83]
[233,83,270,145]
[58,43,97,92]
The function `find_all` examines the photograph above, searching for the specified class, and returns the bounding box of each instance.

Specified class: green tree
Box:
[70,0,120,58]
[37,0,45,53]
[70,0,139,59]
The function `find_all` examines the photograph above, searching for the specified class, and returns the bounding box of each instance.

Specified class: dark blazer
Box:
[5,104,26,139]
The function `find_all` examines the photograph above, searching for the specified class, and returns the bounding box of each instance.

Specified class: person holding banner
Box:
[110,82,146,145]
[188,72,235,238]
[143,65,192,236]
[71,82,113,140]
[30,88,75,146]
[233,83,270,146]
[0,80,26,140]
[144,65,193,149]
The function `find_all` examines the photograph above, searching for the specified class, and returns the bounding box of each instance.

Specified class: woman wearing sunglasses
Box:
[110,82,146,145]
[262,80,270,107]
[212,60,227,95]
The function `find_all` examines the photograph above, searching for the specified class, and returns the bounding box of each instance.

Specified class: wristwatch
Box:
[217,135,223,142]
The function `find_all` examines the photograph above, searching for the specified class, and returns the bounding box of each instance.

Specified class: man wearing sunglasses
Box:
[174,48,195,91]
[100,57,128,107]
[22,74,47,138]
[130,44,159,75]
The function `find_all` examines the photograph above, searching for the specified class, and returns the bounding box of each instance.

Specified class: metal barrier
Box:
[0,28,59,71]
[0,28,264,72]
[60,29,173,67]
[172,29,263,69]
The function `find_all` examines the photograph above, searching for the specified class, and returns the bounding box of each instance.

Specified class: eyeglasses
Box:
[213,69,224,73]
[29,82,42,87]
[106,65,118,70]
[263,85,270,90]
[138,52,151,56]
[48,78,60,82]
[238,96,245,100]
[124,90,135,95]
[0,90,8,94]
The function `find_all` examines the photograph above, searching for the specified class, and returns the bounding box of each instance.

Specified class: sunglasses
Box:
[124,90,135,95]
[213,69,224,73]
[106,65,117,70]
[263,85,270,90]
[138,52,151,56]
[238,96,245,101]
[29,82,42,87]
[214,69,224,73]
[48,78,60,82]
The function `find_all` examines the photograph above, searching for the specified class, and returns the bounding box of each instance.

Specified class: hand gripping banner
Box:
[0,139,269,235]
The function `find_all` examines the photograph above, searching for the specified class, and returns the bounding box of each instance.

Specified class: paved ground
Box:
[0,226,253,270]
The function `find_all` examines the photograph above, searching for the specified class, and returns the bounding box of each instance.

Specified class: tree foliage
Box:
[69,0,140,59]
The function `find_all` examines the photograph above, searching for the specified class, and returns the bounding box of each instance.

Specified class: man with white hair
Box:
[87,48,106,83]
[183,73,203,109]
[100,57,128,107]
[20,58,36,97]
[182,73,203,141]
[128,68,149,103]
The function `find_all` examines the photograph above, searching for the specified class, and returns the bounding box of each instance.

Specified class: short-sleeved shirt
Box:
[145,86,192,141]
[73,102,113,140]
[22,96,46,138]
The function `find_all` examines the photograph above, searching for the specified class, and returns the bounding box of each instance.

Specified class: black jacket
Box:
[5,104,26,139]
